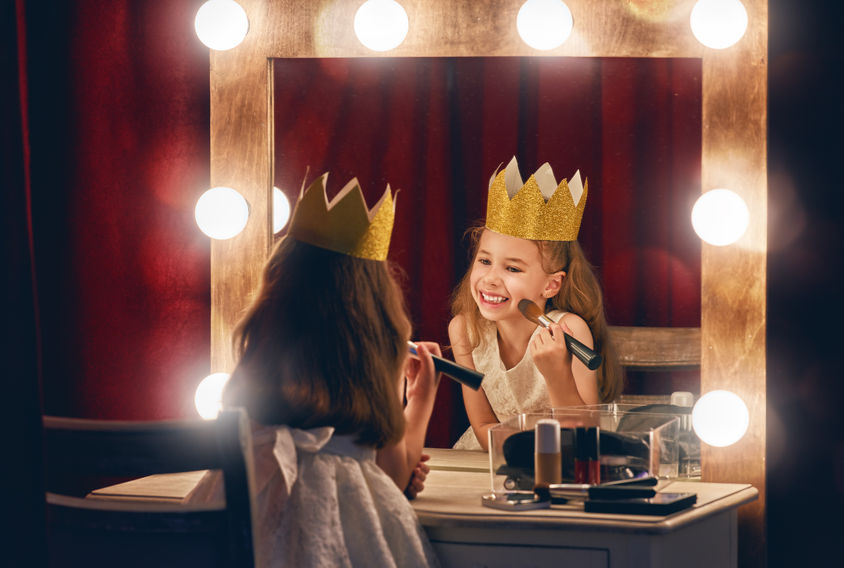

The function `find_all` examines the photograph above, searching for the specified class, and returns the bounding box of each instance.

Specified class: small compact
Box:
[481,491,551,511]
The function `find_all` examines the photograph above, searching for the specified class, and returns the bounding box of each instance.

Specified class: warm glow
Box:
[195,187,250,240]
[689,0,748,49]
[353,0,409,52]
[517,0,573,50]
[692,390,749,447]
[194,372,230,420]
[273,187,291,234]
[691,189,749,246]
[194,0,249,51]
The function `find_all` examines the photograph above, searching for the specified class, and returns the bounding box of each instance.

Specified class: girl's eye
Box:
[478,258,491,266]
[507,266,522,273]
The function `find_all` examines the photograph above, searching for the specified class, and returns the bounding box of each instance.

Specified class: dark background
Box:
[4,0,843,565]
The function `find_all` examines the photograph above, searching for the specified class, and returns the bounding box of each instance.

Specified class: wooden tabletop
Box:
[415,448,758,535]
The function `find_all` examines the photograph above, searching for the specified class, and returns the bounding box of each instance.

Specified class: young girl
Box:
[450,157,622,451]
[222,174,441,566]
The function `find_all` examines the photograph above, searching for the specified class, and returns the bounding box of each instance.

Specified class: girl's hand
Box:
[405,341,442,405]
[530,321,574,384]
[404,453,431,500]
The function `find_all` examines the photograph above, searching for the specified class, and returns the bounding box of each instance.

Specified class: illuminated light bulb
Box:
[273,187,291,234]
[353,0,409,52]
[194,0,249,51]
[517,0,574,51]
[195,187,250,240]
[691,188,750,246]
[194,372,230,420]
[692,390,749,447]
[689,0,748,49]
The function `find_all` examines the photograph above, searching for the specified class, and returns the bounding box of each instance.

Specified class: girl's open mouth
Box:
[480,291,508,305]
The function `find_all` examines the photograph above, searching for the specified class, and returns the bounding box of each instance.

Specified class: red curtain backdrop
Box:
[23,0,212,421]
[273,57,702,444]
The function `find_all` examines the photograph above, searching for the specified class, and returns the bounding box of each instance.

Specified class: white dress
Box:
[250,425,440,568]
[453,311,566,450]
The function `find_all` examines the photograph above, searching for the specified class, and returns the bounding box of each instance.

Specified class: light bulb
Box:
[353,0,409,52]
[691,188,749,246]
[692,390,749,447]
[273,187,291,233]
[517,0,573,51]
[689,0,748,49]
[194,372,230,420]
[195,187,250,240]
[194,0,249,51]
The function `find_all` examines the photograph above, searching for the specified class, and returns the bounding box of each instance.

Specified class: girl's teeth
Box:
[482,292,507,304]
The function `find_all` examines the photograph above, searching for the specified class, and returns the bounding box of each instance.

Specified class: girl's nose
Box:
[482,268,503,286]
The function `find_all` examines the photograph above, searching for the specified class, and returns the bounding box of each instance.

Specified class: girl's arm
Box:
[377,341,440,491]
[449,315,498,451]
[531,314,600,406]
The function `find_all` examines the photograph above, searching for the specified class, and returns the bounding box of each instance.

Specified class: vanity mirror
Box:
[208,0,766,555]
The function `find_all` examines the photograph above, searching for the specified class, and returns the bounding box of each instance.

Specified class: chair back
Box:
[42,408,256,568]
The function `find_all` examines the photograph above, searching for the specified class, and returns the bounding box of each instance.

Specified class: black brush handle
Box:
[431,354,484,391]
[562,333,603,371]
[408,342,484,390]
[522,300,602,371]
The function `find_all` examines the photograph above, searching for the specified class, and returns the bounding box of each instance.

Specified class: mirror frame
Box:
[208,0,766,554]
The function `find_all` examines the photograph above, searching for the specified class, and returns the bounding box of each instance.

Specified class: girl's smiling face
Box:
[470,229,562,322]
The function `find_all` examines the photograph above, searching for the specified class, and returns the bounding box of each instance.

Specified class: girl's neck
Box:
[495,316,538,370]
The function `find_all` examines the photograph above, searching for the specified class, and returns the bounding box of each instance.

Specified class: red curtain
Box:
[22,0,212,421]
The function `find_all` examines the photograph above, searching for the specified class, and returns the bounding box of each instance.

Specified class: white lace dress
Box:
[250,425,439,568]
[453,311,566,450]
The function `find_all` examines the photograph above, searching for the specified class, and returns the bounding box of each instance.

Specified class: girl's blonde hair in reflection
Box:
[222,236,411,448]
[451,226,622,403]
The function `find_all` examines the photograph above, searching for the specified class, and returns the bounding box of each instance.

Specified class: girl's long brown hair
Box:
[451,226,623,402]
[222,237,410,448]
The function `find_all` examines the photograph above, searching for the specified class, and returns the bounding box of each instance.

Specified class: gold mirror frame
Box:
[208,0,766,555]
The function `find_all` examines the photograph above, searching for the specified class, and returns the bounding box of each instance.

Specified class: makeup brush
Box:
[517,299,603,370]
[407,341,484,390]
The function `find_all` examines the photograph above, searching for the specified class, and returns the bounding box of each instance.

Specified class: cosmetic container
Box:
[575,426,601,484]
[534,419,562,489]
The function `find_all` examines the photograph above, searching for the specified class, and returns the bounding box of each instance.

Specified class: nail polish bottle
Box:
[574,426,600,485]
[534,419,562,490]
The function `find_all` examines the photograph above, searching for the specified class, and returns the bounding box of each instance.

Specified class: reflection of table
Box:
[419,448,757,568]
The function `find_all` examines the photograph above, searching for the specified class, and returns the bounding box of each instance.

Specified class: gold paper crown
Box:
[287,173,395,261]
[485,156,587,242]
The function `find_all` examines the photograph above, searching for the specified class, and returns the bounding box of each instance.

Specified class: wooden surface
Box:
[88,470,212,504]
[209,2,768,564]
[412,469,757,534]
[609,326,701,370]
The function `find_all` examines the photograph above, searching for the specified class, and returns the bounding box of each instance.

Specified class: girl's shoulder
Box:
[549,310,593,341]
[449,313,496,345]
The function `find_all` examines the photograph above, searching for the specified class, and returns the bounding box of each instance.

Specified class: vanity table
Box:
[87,448,757,567]
[417,449,757,568]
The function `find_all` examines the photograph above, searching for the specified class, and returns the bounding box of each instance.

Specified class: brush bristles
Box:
[517,299,543,321]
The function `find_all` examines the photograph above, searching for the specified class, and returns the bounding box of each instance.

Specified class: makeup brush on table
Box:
[517,299,603,371]
[407,341,484,390]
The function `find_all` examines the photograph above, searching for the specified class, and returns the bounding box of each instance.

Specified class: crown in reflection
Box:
[485,157,587,242]
[287,173,395,261]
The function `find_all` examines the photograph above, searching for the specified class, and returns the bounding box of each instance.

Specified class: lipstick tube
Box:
[574,426,601,485]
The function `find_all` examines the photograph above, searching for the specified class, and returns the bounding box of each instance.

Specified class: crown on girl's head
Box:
[287,173,395,261]
[485,157,587,242]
